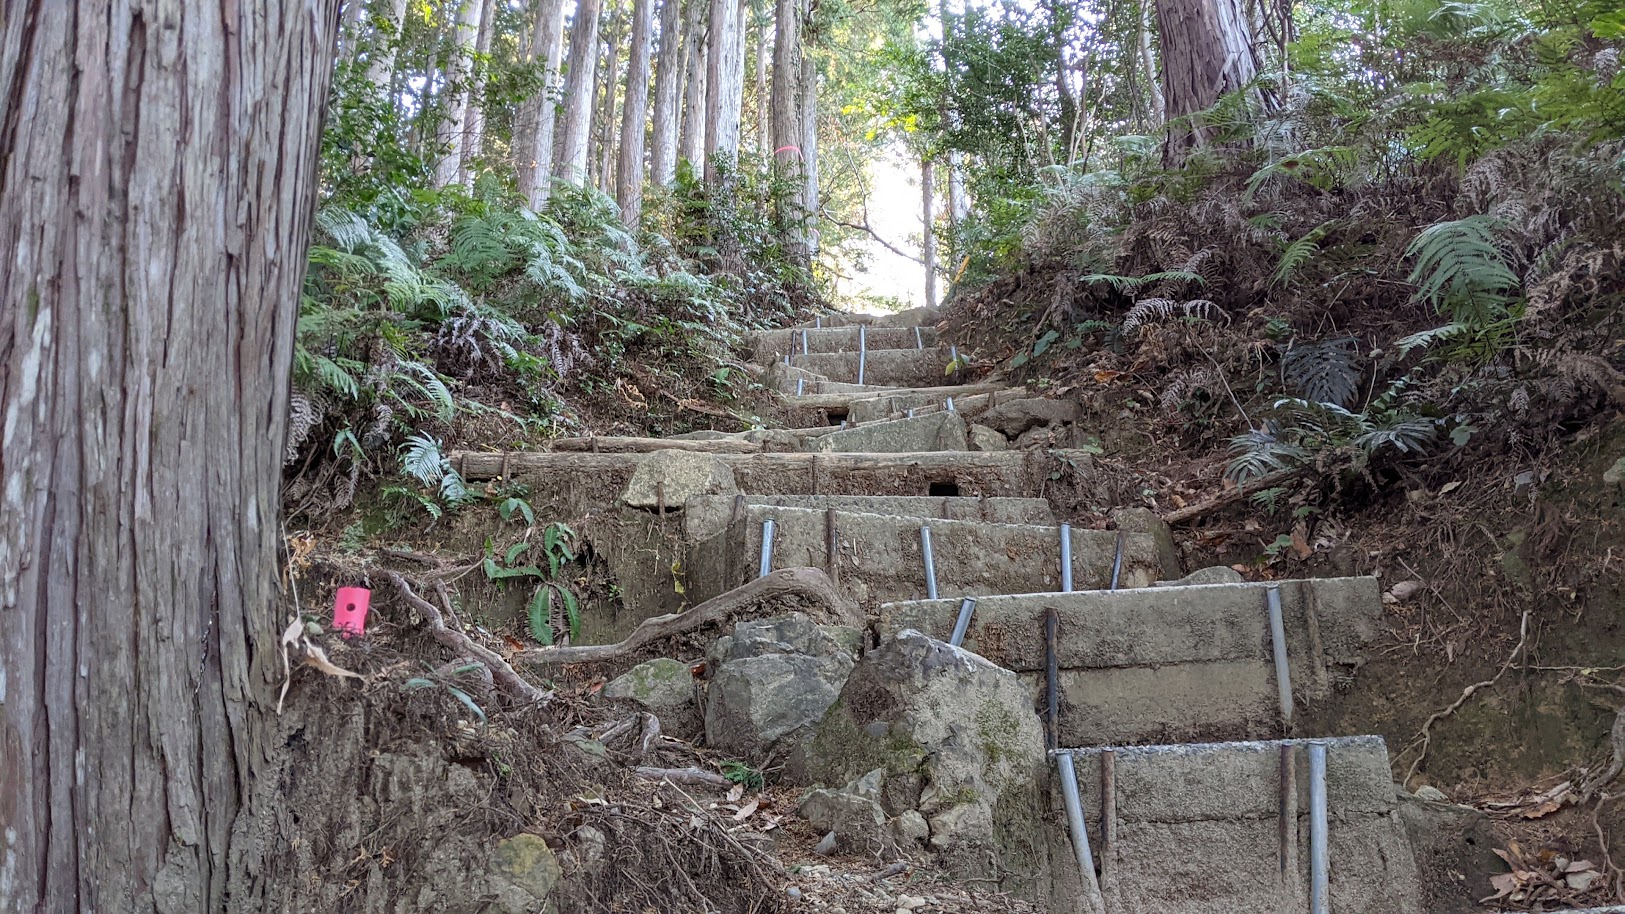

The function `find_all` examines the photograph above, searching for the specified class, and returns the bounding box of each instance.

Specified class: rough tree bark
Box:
[1154,0,1260,163]
[556,0,605,184]
[771,0,809,258]
[458,0,498,186]
[922,157,938,308]
[1139,0,1166,125]
[703,0,741,181]
[591,3,626,190]
[799,20,821,256]
[365,0,412,88]
[679,0,711,169]
[433,0,485,187]
[519,0,569,206]
[649,0,686,185]
[618,0,657,223]
[0,1,338,910]
[753,0,770,152]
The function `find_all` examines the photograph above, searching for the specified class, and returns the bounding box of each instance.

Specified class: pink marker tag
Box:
[333,586,371,637]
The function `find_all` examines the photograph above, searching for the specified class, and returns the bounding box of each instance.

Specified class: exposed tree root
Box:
[522,566,853,666]
[1161,468,1305,525]
[635,766,733,788]
[1401,609,1531,788]
[382,569,552,705]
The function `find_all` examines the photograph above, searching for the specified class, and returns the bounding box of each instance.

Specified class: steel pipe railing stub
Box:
[1059,523,1074,592]
[945,396,955,412]
[915,326,924,349]
[907,408,916,418]
[949,344,959,376]
[1309,740,1330,914]
[858,325,868,385]
[1267,584,1296,728]
[796,377,805,396]
[757,519,777,579]
[815,315,822,328]
[949,597,977,647]
[920,526,939,600]
[1045,608,1060,752]
[801,329,810,355]
[1055,752,1103,900]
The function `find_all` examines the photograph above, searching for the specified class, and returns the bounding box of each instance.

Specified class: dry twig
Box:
[382,569,551,705]
[1402,609,1531,788]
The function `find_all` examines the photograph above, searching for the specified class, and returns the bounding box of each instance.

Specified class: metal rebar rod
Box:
[907,408,916,418]
[757,519,776,578]
[1100,749,1117,884]
[825,508,840,584]
[1109,530,1126,591]
[1267,584,1296,728]
[1059,523,1074,592]
[920,526,938,600]
[949,598,977,647]
[1309,740,1330,914]
[1280,742,1298,881]
[1055,752,1101,895]
[815,315,822,328]
[1045,607,1060,751]
[858,325,868,385]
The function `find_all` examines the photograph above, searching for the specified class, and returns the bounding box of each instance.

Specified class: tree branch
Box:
[382,570,552,705]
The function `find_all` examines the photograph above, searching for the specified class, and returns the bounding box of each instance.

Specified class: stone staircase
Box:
[452,308,1481,914]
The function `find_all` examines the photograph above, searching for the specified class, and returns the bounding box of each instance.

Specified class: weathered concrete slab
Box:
[784,383,1019,414]
[844,387,1024,424]
[1055,737,1423,914]
[685,505,1160,613]
[682,495,1055,537]
[879,577,1384,745]
[807,412,969,453]
[750,326,937,361]
[791,348,958,389]
[792,306,942,330]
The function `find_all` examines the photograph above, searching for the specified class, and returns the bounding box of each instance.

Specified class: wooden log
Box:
[785,383,1021,411]
[452,447,1059,481]
[1160,468,1305,525]
[545,435,764,455]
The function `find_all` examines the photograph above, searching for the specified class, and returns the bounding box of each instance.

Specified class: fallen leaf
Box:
[727,784,745,803]
[1291,526,1313,560]
[733,799,760,821]
[302,644,363,681]
[1481,872,1521,903]
[1440,480,1462,494]
[1522,799,1563,819]
[1093,370,1122,383]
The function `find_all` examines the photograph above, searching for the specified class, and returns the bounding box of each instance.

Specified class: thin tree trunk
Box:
[800,24,820,256]
[592,4,626,190]
[557,0,605,184]
[366,0,412,87]
[618,0,657,223]
[0,1,338,910]
[938,0,969,232]
[1155,0,1260,163]
[1140,0,1166,125]
[679,0,710,169]
[521,0,570,205]
[342,0,368,56]
[459,0,498,186]
[703,0,741,181]
[434,0,485,186]
[649,0,686,185]
[922,156,937,308]
[771,0,808,257]
[753,0,770,153]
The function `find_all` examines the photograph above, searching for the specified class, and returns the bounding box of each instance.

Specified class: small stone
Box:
[813,831,838,855]
[1605,456,1625,486]
[1567,868,1603,892]
[898,894,928,910]
[786,886,803,900]
[1414,785,1448,803]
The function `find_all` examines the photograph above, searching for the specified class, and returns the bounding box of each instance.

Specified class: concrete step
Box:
[750,325,938,361]
[784,383,1021,418]
[805,411,969,453]
[789,348,960,389]
[683,505,1160,613]
[452,447,1094,516]
[682,494,1057,530]
[792,306,943,330]
[878,577,1383,747]
[1055,736,1422,914]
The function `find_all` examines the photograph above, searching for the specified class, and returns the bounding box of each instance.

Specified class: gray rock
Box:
[968,424,1009,452]
[620,449,738,508]
[1413,785,1448,803]
[705,652,855,760]
[711,613,863,664]
[1605,456,1625,486]
[602,658,701,739]
[1152,565,1244,588]
[1111,506,1183,581]
[485,833,562,914]
[980,398,1081,437]
[799,784,892,857]
[807,412,969,454]
[797,630,1060,897]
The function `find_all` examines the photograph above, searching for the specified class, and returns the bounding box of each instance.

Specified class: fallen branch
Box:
[522,567,853,666]
[1402,610,1531,788]
[1161,468,1306,525]
[382,570,551,705]
[635,766,733,789]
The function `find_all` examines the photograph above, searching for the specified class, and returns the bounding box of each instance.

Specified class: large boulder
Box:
[620,449,738,508]
[796,630,1064,899]
[602,658,700,739]
[968,424,1009,452]
[703,614,861,761]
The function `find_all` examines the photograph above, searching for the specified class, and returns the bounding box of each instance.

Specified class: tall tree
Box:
[922,156,938,308]
[1139,0,1166,125]
[520,0,569,206]
[703,0,741,180]
[1155,0,1260,162]
[366,0,413,88]
[619,0,658,222]
[0,0,338,909]
[591,3,627,190]
[753,1,771,152]
[557,0,605,184]
[459,0,499,185]
[799,11,821,255]
[434,0,485,186]
[771,0,810,257]
[679,0,711,168]
[649,0,687,185]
